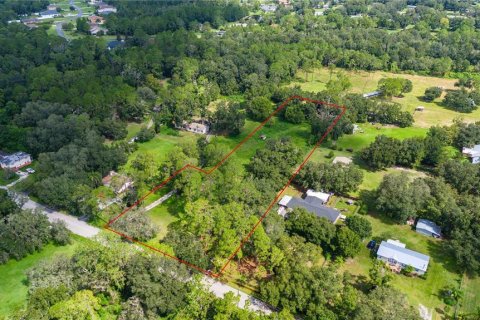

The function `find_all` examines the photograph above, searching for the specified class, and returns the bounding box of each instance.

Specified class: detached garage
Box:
[416,219,441,238]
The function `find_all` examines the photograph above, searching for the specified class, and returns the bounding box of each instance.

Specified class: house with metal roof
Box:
[376,240,430,275]
[38,9,60,19]
[416,219,441,238]
[277,191,340,223]
[0,151,32,170]
[462,144,480,164]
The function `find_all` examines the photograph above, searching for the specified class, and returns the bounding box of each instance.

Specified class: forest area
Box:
[1,0,480,319]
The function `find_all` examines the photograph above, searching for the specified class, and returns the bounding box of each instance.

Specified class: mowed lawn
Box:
[460,274,480,315]
[290,67,480,127]
[340,212,466,319]
[0,235,88,317]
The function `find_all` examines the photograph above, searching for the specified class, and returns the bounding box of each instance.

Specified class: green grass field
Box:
[0,235,89,317]
[459,274,480,315]
[0,170,19,186]
[291,67,480,127]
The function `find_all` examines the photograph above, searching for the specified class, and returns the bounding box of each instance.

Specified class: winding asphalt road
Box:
[2,181,274,314]
[55,0,83,38]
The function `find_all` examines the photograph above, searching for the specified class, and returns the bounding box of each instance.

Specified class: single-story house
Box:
[376,239,430,275]
[38,9,61,19]
[107,40,125,50]
[362,90,382,98]
[416,219,441,238]
[102,171,133,194]
[260,4,277,12]
[305,189,331,204]
[89,23,107,35]
[332,156,352,165]
[176,121,210,135]
[0,151,32,170]
[278,190,340,223]
[97,4,117,14]
[462,144,480,164]
[88,15,105,24]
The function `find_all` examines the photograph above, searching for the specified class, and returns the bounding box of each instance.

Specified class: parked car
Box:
[26,168,35,174]
[367,240,376,249]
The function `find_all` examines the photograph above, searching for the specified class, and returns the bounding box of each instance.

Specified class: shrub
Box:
[423,87,442,102]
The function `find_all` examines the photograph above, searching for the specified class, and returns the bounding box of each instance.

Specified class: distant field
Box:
[290,67,480,127]
[0,235,88,317]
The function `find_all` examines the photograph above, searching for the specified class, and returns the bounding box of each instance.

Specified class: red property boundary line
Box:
[104,95,346,278]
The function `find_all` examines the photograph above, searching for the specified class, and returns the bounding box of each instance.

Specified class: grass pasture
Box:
[0,236,88,317]
[290,67,480,127]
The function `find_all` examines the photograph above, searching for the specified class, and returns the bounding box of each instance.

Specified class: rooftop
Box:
[416,219,441,236]
[279,195,340,223]
[463,145,480,157]
[332,156,352,165]
[377,240,430,272]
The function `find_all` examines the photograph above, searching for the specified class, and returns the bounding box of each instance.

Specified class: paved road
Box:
[70,0,83,17]
[144,190,176,211]
[3,180,273,314]
[55,0,82,38]
[203,278,274,314]
[20,195,100,238]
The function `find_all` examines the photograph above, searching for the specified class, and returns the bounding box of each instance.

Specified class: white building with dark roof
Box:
[0,152,32,170]
[377,240,430,275]
[38,9,60,19]
[462,144,480,164]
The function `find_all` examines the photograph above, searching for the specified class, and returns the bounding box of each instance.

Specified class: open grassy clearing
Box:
[290,67,480,127]
[0,235,89,317]
[459,274,480,315]
[339,212,464,319]
[0,170,19,186]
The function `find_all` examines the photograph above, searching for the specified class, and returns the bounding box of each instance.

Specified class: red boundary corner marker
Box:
[104,96,346,278]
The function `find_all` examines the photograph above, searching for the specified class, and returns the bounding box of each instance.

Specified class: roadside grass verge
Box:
[0,235,89,317]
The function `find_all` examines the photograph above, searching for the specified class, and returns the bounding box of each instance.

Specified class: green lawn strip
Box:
[340,212,462,317]
[146,195,181,241]
[336,123,428,152]
[459,274,480,315]
[0,170,19,186]
[125,121,146,140]
[0,235,89,317]
[212,118,311,165]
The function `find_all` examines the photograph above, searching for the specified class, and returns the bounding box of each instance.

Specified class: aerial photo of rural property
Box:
[1,0,480,319]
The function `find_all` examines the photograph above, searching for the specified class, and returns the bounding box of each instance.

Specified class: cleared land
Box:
[291,67,480,127]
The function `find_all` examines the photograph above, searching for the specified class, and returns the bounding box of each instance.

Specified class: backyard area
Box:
[338,211,473,320]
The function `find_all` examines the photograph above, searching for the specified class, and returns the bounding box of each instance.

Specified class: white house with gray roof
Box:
[0,151,32,170]
[376,240,430,275]
[462,144,480,164]
[277,190,339,223]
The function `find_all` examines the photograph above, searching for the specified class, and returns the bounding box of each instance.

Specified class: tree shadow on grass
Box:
[426,239,460,274]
